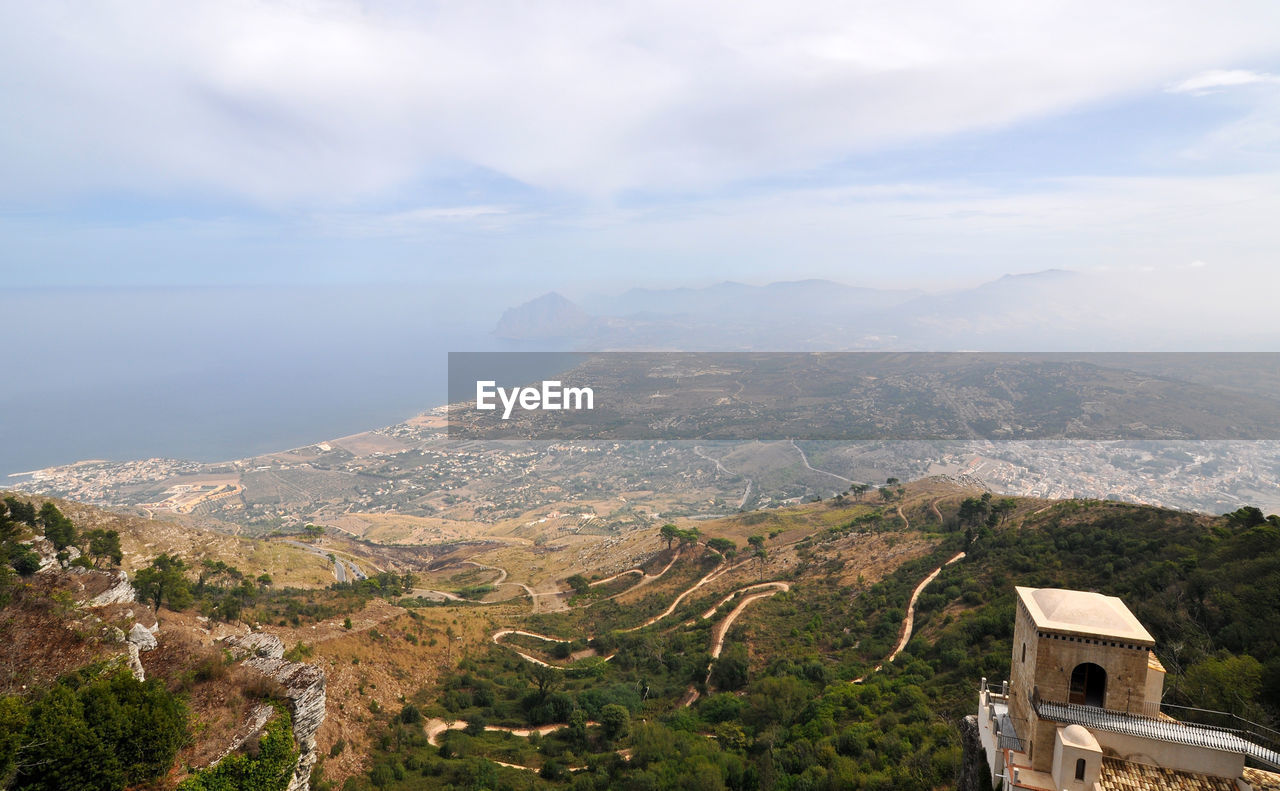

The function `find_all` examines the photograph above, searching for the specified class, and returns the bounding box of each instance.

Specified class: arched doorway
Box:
[1069,662,1106,707]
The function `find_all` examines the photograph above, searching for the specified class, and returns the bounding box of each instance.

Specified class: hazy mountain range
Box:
[495,269,1279,352]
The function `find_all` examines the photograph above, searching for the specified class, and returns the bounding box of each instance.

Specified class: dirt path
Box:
[425,717,600,747]
[589,568,643,587]
[410,588,468,602]
[896,504,909,530]
[855,551,966,681]
[461,560,508,586]
[621,551,734,632]
[676,581,791,707]
[591,550,680,591]
[490,629,616,668]
[700,581,788,619]
[931,499,944,525]
[424,718,624,773]
[707,583,788,659]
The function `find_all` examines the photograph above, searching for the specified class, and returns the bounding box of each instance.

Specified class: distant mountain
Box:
[494,291,594,340]
[595,278,922,318]
[494,270,1280,351]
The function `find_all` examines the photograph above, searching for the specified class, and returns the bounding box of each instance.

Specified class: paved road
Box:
[280,539,367,583]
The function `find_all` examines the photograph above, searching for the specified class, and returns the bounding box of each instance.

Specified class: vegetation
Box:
[1,499,122,604]
[177,706,298,791]
[0,668,188,791]
[345,498,1280,790]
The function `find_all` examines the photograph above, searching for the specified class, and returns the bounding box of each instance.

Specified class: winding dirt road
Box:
[855,550,967,681]
[707,582,788,659]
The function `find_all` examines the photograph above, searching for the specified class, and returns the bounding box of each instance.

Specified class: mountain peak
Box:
[495,291,592,340]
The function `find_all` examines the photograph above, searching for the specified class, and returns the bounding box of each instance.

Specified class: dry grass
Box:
[44,497,333,587]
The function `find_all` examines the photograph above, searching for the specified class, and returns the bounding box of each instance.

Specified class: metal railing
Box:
[1030,689,1280,771]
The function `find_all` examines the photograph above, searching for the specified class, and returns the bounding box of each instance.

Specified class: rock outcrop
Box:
[215,633,326,791]
[243,657,325,791]
[127,622,157,652]
[208,703,276,768]
[225,632,285,660]
[957,715,991,791]
[90,570,136,606]
[22,538,58,572]
[125,642,146,681]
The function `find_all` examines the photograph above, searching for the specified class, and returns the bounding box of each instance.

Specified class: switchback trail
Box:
[621,547,738,632]
[708,583,789,660]
[854,550,966,682]
[589,550,680,593]
[424,717,627,773]
[490,629,615,667]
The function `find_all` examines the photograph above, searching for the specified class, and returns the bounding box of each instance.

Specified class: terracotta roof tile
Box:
[1244,767,1280,791]
[1096,757,1235,791]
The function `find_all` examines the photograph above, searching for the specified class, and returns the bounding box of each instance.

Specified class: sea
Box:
[0,285,555,477]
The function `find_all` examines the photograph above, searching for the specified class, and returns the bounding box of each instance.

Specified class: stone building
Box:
[976,587,1280,790]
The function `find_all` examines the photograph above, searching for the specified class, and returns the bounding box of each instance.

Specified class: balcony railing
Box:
[1030,689,1280,771]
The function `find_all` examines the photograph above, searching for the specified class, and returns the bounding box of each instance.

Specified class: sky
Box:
[2,1,1280,298]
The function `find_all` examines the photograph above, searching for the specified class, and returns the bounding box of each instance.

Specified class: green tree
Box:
[992,498,1017,525]
[709,643,749,691]
[600,703,631,741]
[13,671,188,791]
[706,537,737,558]
[9,545,42,577]
[566,574,591,595]
[132,554,193,613]
[4,497,36,527]
[37,503,76,552]
[0,696,29,787]
[1184,654,1265,718]
[660,523,681,550]
[85,530,123,568]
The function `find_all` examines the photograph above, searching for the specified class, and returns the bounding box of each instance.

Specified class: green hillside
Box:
[348,497,1280,791]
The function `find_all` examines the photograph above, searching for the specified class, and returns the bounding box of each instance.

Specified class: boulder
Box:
[127,622,157,651]
[90,570,136,606]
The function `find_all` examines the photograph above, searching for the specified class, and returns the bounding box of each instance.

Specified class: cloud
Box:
[317,205,519,237]
[1,2,1279,205]
[1167,69,1280,95]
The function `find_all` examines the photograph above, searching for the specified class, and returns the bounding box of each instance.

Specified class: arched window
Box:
[1069,662,1107,707]
[1075,758,1086,780]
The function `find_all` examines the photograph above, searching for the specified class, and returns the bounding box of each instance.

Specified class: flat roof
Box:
[1017,586,1155,645]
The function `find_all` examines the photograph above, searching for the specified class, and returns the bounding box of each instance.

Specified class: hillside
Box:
[342,484,1280,790]
[3,484,1279,790]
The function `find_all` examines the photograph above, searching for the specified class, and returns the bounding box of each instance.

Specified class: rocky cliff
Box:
[957,715,993,791]
[226,634,327,791]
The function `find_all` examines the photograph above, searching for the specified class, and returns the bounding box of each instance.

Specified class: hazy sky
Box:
[3,1,1279,296]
